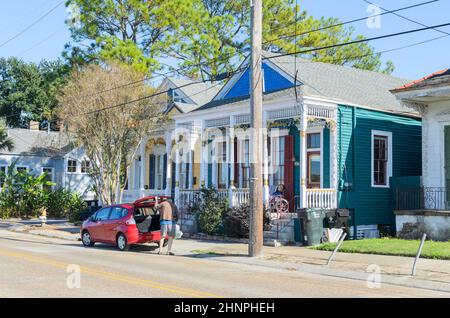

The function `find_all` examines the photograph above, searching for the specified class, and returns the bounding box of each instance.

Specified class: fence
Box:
[396,187,449,211]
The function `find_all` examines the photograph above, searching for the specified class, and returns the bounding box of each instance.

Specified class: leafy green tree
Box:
[0,121,13,152]
[64,0,204,73]
[174,0,395,78]
[0,58,70,128]
[65,0,394,79]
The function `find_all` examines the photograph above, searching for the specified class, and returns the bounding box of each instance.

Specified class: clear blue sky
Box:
[0,0,449,80]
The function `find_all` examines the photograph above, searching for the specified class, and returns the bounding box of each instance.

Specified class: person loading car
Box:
[155,197,178,255]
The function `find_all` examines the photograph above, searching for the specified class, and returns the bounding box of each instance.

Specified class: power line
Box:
[263,0,440,46]
[12,21,450,125]
[23,78,227,129]
[264,21,450,60]
[362,0,450,36]
[17,25,66,58]
[0,0,65,49]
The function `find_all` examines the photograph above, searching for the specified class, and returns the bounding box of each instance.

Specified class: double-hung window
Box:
[307,132,321,189]
[372,131,392,188]
[155,155,164,190]
[81,160,90,174]
[67,160,77,173]
[270,136,285,189]
[216,141,227,189]
[240,139,250,189]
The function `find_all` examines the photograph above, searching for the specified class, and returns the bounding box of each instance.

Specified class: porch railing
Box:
[122,189,166,202]
[306,189,337,209]
[178,189,203,211]
[396,187,449,211]
[231,188,250,207]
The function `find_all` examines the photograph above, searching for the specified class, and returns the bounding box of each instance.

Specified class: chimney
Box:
[29,121,40,131]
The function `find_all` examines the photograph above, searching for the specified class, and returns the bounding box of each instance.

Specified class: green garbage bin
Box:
[298,208,326,246]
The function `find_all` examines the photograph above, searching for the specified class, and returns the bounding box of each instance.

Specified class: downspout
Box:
[352,107,357,240]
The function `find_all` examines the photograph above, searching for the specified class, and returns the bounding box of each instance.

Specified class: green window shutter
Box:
[163,154,167,190]
[149,154,155,189]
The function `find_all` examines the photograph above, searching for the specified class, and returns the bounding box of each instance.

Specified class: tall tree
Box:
[173,0,395,78]
[65,0,394,79]
[57,64,166,205]
[0,58,70,128]
[64,0,204,74]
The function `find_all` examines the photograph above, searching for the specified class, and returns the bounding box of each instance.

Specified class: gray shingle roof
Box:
[1,129,74,157]
[168,77,223,107]
[197,51,416,115]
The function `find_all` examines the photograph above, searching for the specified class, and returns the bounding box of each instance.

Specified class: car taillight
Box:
[125,218,136,226]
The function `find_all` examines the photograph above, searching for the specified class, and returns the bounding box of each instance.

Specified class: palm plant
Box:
[0,122,13,152]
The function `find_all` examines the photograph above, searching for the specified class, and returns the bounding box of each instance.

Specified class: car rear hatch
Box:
[133,196,171,241]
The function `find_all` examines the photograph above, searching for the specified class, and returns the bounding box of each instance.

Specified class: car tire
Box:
[82,230,95,247]
[116,233,130,251]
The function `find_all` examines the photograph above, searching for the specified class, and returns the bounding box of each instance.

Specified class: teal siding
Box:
[337,105,422,229]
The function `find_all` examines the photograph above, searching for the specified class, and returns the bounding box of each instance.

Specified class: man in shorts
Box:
[155,197,178,255]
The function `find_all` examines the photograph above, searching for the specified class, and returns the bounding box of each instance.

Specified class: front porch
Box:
[122,102,339,212]
[178,188,337,211]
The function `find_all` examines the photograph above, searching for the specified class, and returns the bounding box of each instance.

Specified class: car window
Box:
[95,207,111,221]
[109,207,128,220]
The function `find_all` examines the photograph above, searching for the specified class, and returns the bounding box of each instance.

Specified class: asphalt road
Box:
[0,229,448,298]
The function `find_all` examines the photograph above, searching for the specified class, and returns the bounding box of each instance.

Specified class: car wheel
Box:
[117,233,130,251]
[82,230,95,247]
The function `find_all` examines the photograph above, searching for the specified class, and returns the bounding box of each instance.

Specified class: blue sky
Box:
[0,0,449,80]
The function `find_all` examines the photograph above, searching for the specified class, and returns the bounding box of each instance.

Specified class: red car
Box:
[81,196,171,251]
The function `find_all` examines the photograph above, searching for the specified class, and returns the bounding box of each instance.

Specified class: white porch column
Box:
[229,116,236,188]
[228,116,236,208]
[174,142,181,206]
[188,131,196,190]
[262,112,270,204]
[298,107,308,209]
[200,121,207,188]
[165,132,172,197]
[140,137,148,195]
[330,110,339,207]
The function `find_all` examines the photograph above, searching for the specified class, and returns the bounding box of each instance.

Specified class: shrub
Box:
[223,204,272,238]
[45,188,86,219]
[0,165,53,218]
[197,188,229,235]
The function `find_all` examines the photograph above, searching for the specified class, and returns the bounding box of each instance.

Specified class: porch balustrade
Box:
[122,189,167,203]
[306,189,337,209]
[176,188,337,210]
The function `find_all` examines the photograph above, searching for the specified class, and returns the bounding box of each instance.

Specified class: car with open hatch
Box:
[81,196,170,251]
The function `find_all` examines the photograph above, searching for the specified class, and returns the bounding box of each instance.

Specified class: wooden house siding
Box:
[337,105,422,228]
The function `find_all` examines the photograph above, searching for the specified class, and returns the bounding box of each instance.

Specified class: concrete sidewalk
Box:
[4,220,450,293]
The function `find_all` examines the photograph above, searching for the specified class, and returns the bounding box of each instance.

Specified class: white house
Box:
[392,69,450,240]
[0,127,96,202]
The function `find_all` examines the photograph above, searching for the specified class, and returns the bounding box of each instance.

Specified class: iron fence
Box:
[396,187,449,211]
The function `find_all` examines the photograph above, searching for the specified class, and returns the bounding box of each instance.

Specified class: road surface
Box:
[0,229,448,298]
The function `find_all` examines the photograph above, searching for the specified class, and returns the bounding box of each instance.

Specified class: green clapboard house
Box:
[147,51,423,239]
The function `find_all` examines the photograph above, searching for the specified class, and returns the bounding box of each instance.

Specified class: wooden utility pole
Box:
[249,0,263,257]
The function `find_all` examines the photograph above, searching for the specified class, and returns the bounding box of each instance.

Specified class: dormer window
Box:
[168,88,187,104]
